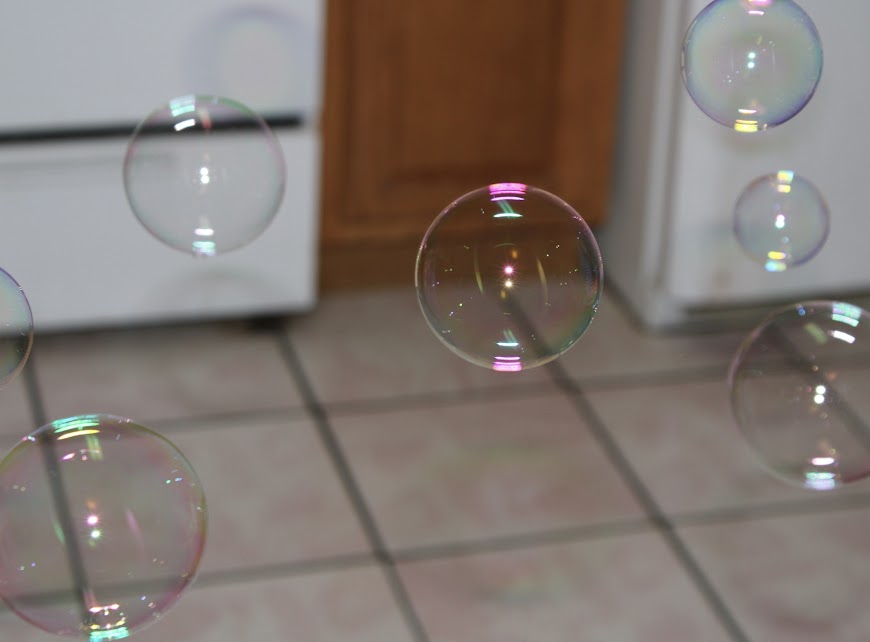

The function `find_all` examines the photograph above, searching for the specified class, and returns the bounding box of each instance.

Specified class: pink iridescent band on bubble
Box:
[489,183,527,196]
[493,355,523,372]
[744,0,772,16]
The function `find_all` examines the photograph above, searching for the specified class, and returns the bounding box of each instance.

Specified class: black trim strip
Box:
[0,114,306,145]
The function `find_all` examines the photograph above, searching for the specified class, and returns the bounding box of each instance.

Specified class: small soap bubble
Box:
[0,267,33,389]
[729,301,870,490]
[0,414,207,638]
[123,95,286,257]
[682,0,823,131]
[415,184,602,371]
[734,171,829,272]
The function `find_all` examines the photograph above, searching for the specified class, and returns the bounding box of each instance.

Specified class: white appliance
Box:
[0,1,323,330]
[601,0,870,329]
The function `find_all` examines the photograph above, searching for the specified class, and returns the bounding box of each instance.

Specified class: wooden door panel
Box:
[392,1,560,173]
[320,0,625,288]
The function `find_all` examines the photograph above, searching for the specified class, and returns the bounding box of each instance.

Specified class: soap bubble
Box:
[123,95,286,257]
[729,301,870,490]
[0,267,33,389]
[682,0,823,131]
[0,414,207,638]
[415,183,602,371]
[734,171,829,272]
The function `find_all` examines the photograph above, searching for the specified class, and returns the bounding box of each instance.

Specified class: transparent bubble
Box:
[734,171,829,272]
[729,301,870,490]
[123,95,286,257]
[682,0,823,132]
[0,415,207,638]
[0,267,33,389]
[415,183,602,371]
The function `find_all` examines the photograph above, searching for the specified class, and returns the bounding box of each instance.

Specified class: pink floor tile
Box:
[399,532,733,641]
[287,287,553,405]
[585,378,870,516]
[166,415,370,573]
[33,323,302,424]
[332,391,643,550]
[557,292,745,380]
[0,566,414,642]
[8,282,863,642]
[681,509,870,642]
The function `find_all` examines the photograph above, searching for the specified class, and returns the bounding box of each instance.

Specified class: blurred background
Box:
[0,0,869,640]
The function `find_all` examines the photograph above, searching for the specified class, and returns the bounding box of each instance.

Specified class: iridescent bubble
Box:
[0,415,207,638]
[123,95,286,257]
[734,171,829,272]
[729,301,870,490]
[682,0,823,131]
[0,267,33,389]
[415,183,602,371]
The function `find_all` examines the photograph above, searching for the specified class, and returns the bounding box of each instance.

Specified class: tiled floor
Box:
[1,286,870,641]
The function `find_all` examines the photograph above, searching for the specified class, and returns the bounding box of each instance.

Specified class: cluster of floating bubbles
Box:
[123,94,286,258]
[415,183,602,372]
[0,4,856,640]
[681,0,832,271]
[0,414,207,639]
[733,170,829,272]
[682,0,823,132]
[680,1,870,491]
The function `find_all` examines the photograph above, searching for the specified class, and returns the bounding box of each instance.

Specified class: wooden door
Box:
[319,0,626,290]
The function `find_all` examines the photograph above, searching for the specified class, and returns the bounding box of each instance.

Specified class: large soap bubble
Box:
[682,0,823,132]
[729,302,870,490]
[123,95,286,257]
[416,183,602,371]
[734,171,829,272]
[0,414,207,638]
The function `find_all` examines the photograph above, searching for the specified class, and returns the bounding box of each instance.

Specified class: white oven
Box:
[602,0,870,329]
[0,1,323,330]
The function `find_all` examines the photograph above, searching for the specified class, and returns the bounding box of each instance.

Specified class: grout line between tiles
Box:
[21,356,47,429]
[548,360,753,642]
[25,313,867,639]
[321,379,562,417]
[0,554,379,617]
[392,517,655,563]
[576,363,728,390]
[149,406,309,434]
[191,552,377,589]
[671,490,870,528]
[273,328,431,642]
[313,364,731,420]
[151,492,870,596]
[21,355,97,626]
[7,485,870,619]
[98,490,870,596]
